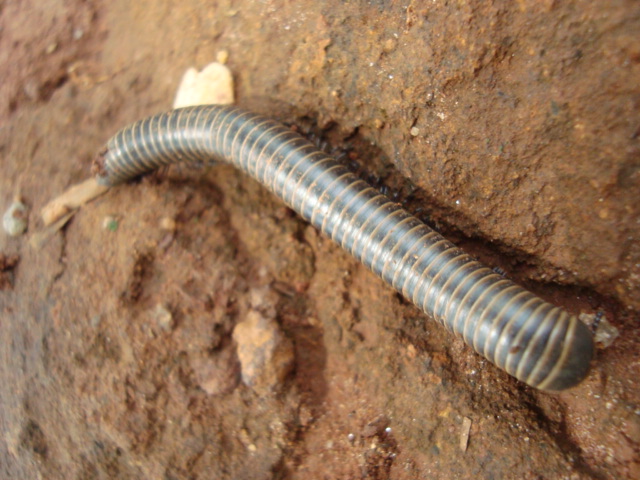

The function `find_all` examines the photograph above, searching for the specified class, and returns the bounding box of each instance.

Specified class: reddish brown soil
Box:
[1,1,639,479]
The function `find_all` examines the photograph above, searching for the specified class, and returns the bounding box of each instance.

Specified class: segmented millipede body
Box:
[96,105,593,391]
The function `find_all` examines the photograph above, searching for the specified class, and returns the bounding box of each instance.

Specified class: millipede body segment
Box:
[96,105,593,391]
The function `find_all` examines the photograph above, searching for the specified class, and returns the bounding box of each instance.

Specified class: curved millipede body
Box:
[96,105,593,391]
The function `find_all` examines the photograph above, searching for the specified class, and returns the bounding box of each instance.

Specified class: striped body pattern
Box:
[96,105,593,391]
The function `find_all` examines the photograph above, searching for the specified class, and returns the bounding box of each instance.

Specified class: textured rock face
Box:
[232,310,295,394]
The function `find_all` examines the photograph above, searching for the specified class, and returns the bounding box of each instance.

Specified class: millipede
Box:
[95,105,594,391]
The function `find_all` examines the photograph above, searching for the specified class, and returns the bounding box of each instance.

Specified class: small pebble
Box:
[216,49,229,65]
[580,312,619,348]
[3,199,29,236]
[102,216,118,232]
[594,317,619,348]
[382,38,398,53]
[160,216,176,231]
[410,126,420,136]
[232,310,294,393]
[152,304,174,331]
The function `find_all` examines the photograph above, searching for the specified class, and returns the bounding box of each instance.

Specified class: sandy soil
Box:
[1,1,639,478]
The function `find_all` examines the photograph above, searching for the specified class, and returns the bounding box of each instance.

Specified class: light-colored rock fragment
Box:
[160,216,176,232]
[595,317,619,348]
[460,417,472,452]
[173,62,234,109]
[152,304,174,332]
[41,177,109,226]
[232,310,294,393]
[3,198,29,236]
[580,312,619,348]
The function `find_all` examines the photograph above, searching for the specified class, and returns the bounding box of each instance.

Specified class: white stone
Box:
[3,200,28,236]
[173,62,234,109]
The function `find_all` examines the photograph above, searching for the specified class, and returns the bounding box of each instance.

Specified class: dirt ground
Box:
[1,1,639,478]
